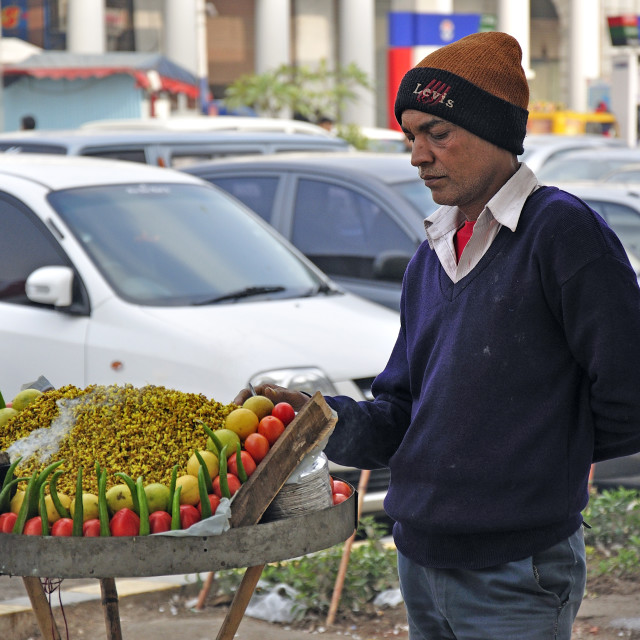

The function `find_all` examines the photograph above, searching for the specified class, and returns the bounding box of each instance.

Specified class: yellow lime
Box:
[44,493,72,523]
[225,408,259,440]
[175,475,199,506]
[0,407,18,427]
[187,450,219,480]
[206,428,241,458]
[10,489,25,515]
[242,395,274,420]
[12,388,44,412]
[105,483,134,514]
[70,493,100,522]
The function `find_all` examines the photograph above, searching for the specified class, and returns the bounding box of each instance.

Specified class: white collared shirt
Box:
[424,163,540,283]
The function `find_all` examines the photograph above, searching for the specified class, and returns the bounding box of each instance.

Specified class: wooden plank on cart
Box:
[229,391,337,528]
[216,392,338,640]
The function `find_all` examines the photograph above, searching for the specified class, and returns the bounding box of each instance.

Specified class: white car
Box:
[0,154,399,512]
[519,134,626,174]
[80,115,337,138]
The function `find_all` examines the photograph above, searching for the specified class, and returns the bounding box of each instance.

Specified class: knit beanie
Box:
[394,31,529,155]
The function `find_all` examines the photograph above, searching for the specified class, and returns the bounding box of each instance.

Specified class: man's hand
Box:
[232,384,311,411]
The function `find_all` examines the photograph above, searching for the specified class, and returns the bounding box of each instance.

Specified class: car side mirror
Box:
[25,266,74,307]
[373,251,412,282]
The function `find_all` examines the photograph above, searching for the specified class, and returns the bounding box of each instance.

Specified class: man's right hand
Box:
[232,384,311,411]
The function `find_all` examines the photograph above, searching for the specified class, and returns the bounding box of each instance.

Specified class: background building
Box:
[0,0,638,134]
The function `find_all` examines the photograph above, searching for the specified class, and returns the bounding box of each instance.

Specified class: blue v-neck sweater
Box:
[324,186,640,569]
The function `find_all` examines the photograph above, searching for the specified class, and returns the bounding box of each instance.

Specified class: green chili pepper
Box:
[197,420,223,455]
[38,481,49,536]
[72,466,84,537]
[13,471,38,534]
[27,459,65,517]
[1,455,22,492]
[218,445,230,499]
[171,485,182,530]
[194,450,213,492]
[136,477,150,536]
[235,447,248,483]
[197,467,211,519]
[49,470,71,518]
[115,471,139,514]
[0,477,24,514]
[167,464,178,514]
[98,469,110,537]
[0,388,5,409]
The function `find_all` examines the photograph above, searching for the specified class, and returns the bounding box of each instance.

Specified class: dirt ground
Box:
[19,571,639,640]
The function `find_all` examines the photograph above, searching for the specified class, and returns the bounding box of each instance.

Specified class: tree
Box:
[222,59,373,124]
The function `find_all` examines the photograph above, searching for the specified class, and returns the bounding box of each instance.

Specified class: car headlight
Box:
[249,367,337,396]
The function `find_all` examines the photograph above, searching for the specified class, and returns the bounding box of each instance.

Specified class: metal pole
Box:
[196,0,209,114]
[0,20,4,132]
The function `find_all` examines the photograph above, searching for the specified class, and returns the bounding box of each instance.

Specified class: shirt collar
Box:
[424,162,539,246]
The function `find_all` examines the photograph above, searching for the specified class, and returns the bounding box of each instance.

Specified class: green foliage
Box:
[334,123,371,150]
[223,59,373,122]
[214,517,398,619]
[583,486,640,577]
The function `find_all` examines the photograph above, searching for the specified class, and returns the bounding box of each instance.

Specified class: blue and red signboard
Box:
[1,1,29,41]
[387,12,489,129]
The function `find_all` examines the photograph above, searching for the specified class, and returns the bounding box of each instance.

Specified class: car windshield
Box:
[391,179,439,218]
[48,182,325,306]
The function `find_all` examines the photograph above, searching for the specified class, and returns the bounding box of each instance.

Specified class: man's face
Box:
[401,110,516,220]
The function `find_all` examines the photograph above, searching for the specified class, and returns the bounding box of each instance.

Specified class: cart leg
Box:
[22,576,61,640]
[100,577,123,640]
[215,564,264,640]
[195,571,216,610]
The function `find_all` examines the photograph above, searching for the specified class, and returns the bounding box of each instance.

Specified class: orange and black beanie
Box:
[394,31,529,155]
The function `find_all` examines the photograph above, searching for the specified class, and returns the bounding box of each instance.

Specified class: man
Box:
[234,32,640,639]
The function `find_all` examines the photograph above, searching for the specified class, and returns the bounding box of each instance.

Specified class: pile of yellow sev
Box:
[0,384,235,496]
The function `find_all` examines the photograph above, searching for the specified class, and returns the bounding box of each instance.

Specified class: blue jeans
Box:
[397,527,586,640]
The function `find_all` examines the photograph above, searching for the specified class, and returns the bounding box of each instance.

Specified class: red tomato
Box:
[0,512,18,533]
[271,402,296,426]
[23,516,42,536]
[212,473,242,498]
[332,480,352,497]
[244,433,269,463]
[179,504,201,529]
[109,508,140,537]
[51,517,74,537]
[228,451,257,478]
[82,518,102,537]
[149,510,172,533]
[258,415,285,445]
[198,494,221,517]
[332,493,349,505]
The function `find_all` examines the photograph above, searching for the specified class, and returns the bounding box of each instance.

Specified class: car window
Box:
[81,148,148,163]
[291,178,416,281]
[391,179,439,217]
[0,143,67,154]
[583,198,640,262]
[209,176,279,222]
[0,195,69,304]
[170,149,265,168]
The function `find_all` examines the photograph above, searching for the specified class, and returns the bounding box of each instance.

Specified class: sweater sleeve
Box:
[541,195,640,462]
[562,251,640,462]
[323,320,413,470]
